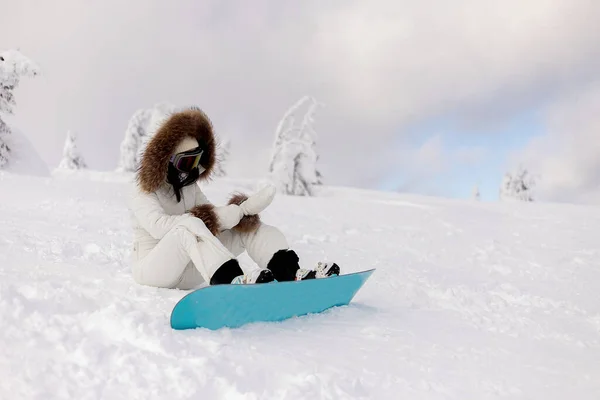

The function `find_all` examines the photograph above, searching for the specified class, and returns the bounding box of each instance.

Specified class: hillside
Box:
[1,171,599,399]
[2,126,50,177]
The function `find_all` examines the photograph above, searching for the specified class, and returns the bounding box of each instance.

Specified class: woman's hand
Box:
[214,205,244,230]
[239,185,276,216]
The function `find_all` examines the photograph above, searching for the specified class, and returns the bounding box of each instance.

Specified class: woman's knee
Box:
[252,223,288,247]
[174,217,213,239]
[131,230,195,288]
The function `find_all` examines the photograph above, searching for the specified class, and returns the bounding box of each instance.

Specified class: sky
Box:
[1,0,599,203]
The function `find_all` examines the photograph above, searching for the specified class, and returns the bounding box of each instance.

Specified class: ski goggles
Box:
[170,147,205,173]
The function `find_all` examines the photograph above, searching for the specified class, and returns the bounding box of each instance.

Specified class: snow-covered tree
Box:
[472,184,481,201]
[213,138,231,177]
[268,96,324,196]
[0,49,39,168]
[0,115,9,168]
[299,98,323,187]
[57,130,87,170]
[117,109,150,172]
[499,166,536,202]
[117,102,176,172]
[268,97,306,172]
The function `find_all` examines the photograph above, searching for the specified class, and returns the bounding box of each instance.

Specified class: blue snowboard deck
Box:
[170,268,375,330]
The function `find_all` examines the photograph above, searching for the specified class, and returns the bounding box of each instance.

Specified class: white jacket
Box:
[129,182,212,262]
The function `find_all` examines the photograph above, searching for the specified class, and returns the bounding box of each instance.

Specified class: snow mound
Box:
[3,126,49,176]
[1,174,599,399]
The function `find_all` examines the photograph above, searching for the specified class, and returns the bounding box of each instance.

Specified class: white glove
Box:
[239,185,276,215]
[214,204,244,230]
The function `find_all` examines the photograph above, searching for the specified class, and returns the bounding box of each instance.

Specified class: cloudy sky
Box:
[1,0,599,202]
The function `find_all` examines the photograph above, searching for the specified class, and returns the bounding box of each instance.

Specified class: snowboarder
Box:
[129,106,340,289]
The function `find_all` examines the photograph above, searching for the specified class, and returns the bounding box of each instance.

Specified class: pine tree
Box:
[117,103,175,172]
[0,49,39,168]
[117,108,151,172]
[57,130,87,169]
[268,96,306,174]
[472,184,481,200]
[499,166,535,202]
[268,96,323,196]
[298,98,323,186]
[0,119,10,168]
[213,138,231,177]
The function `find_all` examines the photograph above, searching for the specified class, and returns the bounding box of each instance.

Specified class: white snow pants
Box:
[132,219,289,290]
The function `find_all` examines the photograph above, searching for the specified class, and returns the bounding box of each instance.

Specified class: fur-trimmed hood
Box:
[137,107,216,193]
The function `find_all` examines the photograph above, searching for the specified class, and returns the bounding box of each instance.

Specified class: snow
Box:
[0,49,40,79]
[2,126,50,176]
[1,171,599,399]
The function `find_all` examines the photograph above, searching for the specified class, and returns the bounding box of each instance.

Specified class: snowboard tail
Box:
[170,269,375,330]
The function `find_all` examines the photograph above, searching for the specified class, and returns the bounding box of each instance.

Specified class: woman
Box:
[129,106,340,289]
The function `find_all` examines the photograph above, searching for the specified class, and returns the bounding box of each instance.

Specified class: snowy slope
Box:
[3,126,50,176]
[1,171,599,399]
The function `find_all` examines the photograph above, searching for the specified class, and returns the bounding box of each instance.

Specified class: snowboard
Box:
[170,268,375,330]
